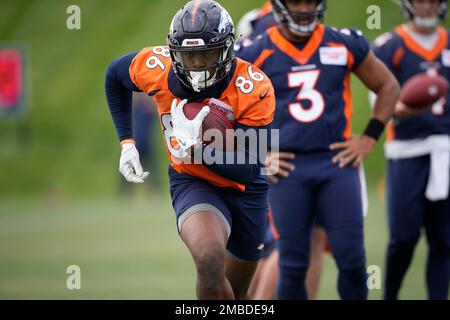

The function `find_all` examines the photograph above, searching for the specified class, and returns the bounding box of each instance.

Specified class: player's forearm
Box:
[105,52,140,141]
[361,79,399,142]
[201,147,264,185]
[355,51,399,124]
[393,100,408,118]
[371,77,400,124]
[200,124,270,185]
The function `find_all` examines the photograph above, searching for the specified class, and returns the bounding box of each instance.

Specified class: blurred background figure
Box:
[372,0,450,300]
[236,1,277,40]
[0,47,25,114]
[237,1,327,300]
[237,0,398,300]
[0,45,30,159]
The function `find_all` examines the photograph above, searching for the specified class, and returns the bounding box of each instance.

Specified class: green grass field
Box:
[0,189,432,300]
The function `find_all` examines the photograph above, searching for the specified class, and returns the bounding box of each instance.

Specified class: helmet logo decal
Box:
[218,9,234,34]
[182,38,206,46]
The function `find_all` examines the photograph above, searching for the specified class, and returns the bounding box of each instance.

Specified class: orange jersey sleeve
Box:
[219,58,275,127]
[128,46,172,94]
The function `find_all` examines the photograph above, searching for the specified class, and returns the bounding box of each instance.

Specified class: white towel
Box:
[427,147,450,201]
[384,135,450,201]
[358,163,369,217]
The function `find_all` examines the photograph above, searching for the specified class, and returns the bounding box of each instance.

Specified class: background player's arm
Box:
[354,51,400,124]
[265,151,296,184]
[330,51,400,168]
[371,35,419,119]
[393,101,423,118]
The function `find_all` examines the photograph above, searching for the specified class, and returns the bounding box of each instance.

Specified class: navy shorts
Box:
[261,224,277,258]
[168,166,269,261]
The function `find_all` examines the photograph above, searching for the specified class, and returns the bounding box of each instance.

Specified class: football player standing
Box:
[237,0,400,299]
[236,1,329,300]
[373,0,450,300]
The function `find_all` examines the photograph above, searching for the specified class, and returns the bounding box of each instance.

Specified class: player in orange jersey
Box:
[105,0,275,299]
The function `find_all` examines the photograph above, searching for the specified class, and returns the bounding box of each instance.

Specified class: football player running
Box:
[373,0,450,300]
[105,0,275,299]
[237,0,400,299]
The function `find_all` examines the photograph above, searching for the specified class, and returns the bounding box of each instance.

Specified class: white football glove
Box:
[119,142,149,183]
[170,99,210,156]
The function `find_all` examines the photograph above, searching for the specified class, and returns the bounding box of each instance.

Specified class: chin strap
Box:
[189,70,217,92]
[288,21,318,37]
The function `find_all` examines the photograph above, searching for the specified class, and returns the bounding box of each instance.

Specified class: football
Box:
[182,100,234,149]
[400,73,449,109]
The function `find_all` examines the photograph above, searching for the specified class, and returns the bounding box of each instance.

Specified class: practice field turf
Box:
[0,190,433,300]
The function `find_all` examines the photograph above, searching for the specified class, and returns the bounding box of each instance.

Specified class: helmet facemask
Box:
[170,36,234,92]
[272,0,327,37]
[402,0,448,28]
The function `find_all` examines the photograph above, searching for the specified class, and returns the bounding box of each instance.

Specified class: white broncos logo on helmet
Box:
[217,5,234,34]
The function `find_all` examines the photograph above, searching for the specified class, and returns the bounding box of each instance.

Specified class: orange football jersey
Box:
[129,46,275,191]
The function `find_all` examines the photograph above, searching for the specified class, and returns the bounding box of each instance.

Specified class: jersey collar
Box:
[267,23,325,65]
[395,25,448,62]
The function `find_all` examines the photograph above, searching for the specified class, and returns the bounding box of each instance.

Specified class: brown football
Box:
[400,73,449,109]
[182,101,234,150]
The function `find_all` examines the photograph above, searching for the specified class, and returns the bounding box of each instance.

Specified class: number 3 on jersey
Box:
[288,70,325,123]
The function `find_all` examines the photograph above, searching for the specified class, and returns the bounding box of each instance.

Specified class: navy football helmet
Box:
[271,0,327,36]
[401,0,448,28]
[167,0,235,92]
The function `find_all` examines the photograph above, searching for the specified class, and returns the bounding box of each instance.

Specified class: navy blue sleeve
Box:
[250,14,276,38]
[105,52,141,141]
[199,123,271,185]
[345,29,371,69]
[234,36,264,65]
[372,32,397,71]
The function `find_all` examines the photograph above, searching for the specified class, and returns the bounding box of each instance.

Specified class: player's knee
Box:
[192,241,225,283]
[428,235,450,255]
[328,227,365,270]
[277,233,311,269]
[277,234,310,291]
[389,231,420,249]
[279,265,308,281]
